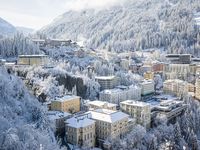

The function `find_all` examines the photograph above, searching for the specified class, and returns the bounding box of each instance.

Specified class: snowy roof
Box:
[145,96,183,111]
[86,109,129,123]
[95,76,115,80]
[47,111,71,120]
[18,55,48,58]
[54,95,80,102]
[100,88,122,94]
[140,80,154,85]
[87,100,117,107]
[65,114,95,128]
[164,79,186,84]
[32,39,45,42]
[120,100,150,107]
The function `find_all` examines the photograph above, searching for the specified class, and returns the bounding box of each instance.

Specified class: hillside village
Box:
[1,0,200,150]
[1,36,200,149]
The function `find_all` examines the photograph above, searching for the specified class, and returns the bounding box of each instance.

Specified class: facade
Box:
[65,114,96,148]
[99,85,141,105]
[195,78,200,100]
[86,109,130,144]
[95,76,118,90]
[163,79,188,97]
[140,80,154,96]
[120,100,151,128]
[18,55,48,66]
[47,111,71,134]
[51,95,80,113]
[144,71,154,80]
[86,100,117,111]
[164,64,196,80]
[152,62,164,73]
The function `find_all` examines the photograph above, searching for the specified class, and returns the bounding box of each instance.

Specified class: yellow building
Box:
[18,55,49,66]
[51,95,80,113]
[163,79,188,97]
[144,71,154,80]
[65,114,96,148]
[120,100,151,129]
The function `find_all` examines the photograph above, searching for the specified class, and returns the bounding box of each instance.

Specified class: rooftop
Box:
[120,100,150,107]
[95,76,115,80]
[53,95,80,102]
[47,111,71,120]
[18,55,48,58]
[65,114,95,128]
[87,109,129,123]
[87,100,117,107]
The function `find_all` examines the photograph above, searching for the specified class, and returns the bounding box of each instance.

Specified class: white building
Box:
[120,100,151,128]
[86,100,117,111]
[95,76,118,90]
[140,80,154,96]
[163,79,188,97]
[99,85,141,105]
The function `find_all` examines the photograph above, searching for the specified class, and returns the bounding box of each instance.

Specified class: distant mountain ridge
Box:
[40,0,200,54]
[0,17,16,37]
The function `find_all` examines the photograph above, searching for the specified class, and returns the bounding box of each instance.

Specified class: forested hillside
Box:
[0,66,61,150]
[41,0,200,54]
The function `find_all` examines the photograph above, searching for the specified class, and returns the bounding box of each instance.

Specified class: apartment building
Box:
[86,100,117,111]
[99,85,141,105]
[95,76,118,90]
[140,80,154,96]
[163,79,188,97]
[86,109,130,145]
[51,95,80,113]
[18,55,49,66]
[65,114,96,148]
[120,100,151,129]
[164,64,196,80]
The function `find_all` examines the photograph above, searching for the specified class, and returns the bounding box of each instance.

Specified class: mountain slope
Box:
[41,0,200,53]
[0,67,60,150]
[0,17,16,37]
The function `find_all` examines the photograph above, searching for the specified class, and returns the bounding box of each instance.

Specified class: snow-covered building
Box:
[65,114,96,148]
[17,55,49,66]
[140,80,154,96]
[99,85,141,105]
[86,100,117,111]
[47,111,72,134]
[86,109,131,145]
[164,63,196,80]
[51,95,81,113]
[120,100,151,129]
[95,76,119,90]
[147,97,187,122]
[163,79,188,97]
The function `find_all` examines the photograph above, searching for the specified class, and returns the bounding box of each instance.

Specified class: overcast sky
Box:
[0,0,125,30]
